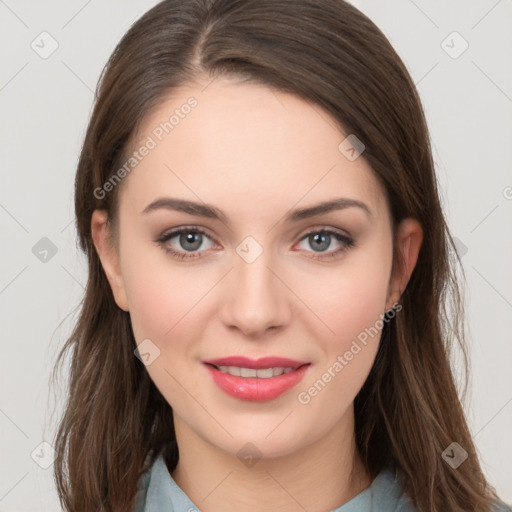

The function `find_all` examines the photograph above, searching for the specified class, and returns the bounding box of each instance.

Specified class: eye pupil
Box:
[310,233,330,252]
[180,232,202,251]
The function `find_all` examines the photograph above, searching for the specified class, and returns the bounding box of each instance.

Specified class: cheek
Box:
[123,256,209,404]
[294,237,392,406]
[302,241,392,346]
[125,267,198,342]
[121,241,219,353]
[295,265,390,422]
[119,236,184,341]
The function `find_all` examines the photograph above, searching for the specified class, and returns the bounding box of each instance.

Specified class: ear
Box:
[90,209,129,311]
[385,218,423,310]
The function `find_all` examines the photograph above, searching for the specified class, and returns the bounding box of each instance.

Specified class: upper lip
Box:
[203,356,309,370]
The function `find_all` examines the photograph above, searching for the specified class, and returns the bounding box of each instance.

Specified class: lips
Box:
[202,356,311,402]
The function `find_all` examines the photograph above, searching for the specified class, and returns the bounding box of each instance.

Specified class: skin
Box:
[91,75,423,512]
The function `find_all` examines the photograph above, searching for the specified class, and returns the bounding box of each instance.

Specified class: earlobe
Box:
[90,209,129,311]
[386,218,423,310]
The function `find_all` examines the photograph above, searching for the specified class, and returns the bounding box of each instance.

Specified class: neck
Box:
[170,411,371,512]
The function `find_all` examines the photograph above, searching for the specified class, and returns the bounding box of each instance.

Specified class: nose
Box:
[219,246,292,338]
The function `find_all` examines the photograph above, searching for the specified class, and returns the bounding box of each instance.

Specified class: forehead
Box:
[120,76,387,222]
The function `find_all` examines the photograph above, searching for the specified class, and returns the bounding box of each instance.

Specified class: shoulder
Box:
[331,468,417,511]
[132,455,153,512]
[132,451,200,512]
[369,469,417,512]
[132,458,512,512]
[363,470,512,512]
[492,502,512,512]
[341,469,512,512]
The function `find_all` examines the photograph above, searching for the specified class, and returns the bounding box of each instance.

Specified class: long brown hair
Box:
[51,0,503,510]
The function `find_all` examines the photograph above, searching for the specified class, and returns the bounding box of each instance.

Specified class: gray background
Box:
[1,0,511,509]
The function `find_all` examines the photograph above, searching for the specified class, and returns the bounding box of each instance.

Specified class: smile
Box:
[215,366,294,378]
[202,356,311,401]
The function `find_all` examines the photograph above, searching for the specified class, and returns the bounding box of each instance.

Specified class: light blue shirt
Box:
[133,453,512,512]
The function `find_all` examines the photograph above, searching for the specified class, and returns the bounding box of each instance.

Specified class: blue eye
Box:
[156,227,355,261]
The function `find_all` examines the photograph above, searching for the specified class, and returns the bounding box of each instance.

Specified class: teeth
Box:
[216,366,295,378]
[255,368,274,378]
[228,366,240,376]
[240,367,257,378]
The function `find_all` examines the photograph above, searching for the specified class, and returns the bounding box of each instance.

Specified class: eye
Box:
[295,229,355,260]
[156,226,355,261]
[156,227,217,260]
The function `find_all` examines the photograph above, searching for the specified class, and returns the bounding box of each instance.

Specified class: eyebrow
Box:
[142,197,372,223]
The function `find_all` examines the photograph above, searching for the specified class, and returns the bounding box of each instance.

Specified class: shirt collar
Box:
[135,452,410,512]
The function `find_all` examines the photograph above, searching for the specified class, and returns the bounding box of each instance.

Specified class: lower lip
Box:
[204,364,310,401]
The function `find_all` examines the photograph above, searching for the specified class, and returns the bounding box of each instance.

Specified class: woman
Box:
[51,0,511,510]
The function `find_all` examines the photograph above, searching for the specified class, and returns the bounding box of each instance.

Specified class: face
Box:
[92,75,420,462]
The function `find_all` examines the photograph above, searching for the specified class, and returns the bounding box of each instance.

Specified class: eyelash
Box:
[155,226,355,261]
